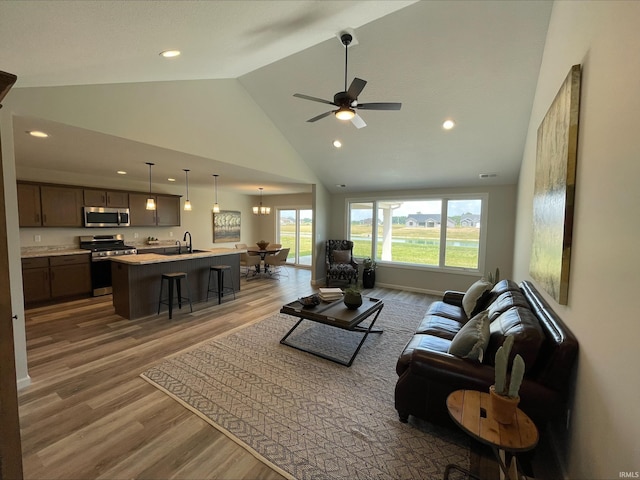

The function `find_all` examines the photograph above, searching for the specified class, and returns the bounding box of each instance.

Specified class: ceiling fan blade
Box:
[293,93,336,106]
[307,111,334,123]
[357,102,402,111]
[347,77,367,100]
[351,114,367,129]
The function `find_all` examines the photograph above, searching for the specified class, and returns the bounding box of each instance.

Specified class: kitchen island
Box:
[111,248,242,320]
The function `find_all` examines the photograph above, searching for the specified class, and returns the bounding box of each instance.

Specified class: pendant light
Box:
[145,162,156,210]
[253,187,271,215]
[212,174,220,213]
[183,169,192,211]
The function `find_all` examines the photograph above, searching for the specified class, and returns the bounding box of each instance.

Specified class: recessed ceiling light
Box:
[27,130,49,138]
[442,120,455,130]
[333,140,342,148]
[167,178,176,182]
[159,50,181,58]
[117,171,127,175]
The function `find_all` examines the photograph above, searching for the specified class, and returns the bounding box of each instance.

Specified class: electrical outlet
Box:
[169,231,173,237]
[134,233,139,239]
[34,235,41,242]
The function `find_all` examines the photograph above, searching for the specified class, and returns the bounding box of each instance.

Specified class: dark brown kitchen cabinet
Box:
[40,186,84,227]
[17,183,42,227]
[84,189,129,208]
[21,257,50,303]
[21,254,91,305]
[156,195,181,226]
[129,193,181,227]
[129,192,157,226]
[50,255,91,298]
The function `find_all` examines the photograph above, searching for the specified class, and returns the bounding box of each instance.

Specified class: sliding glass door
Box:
[277,208,312,267]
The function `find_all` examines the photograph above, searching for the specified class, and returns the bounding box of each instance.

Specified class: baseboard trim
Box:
[17,374,32,390]
[373,281,444,297]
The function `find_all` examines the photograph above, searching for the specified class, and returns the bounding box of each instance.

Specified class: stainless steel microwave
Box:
[83,207,130,227]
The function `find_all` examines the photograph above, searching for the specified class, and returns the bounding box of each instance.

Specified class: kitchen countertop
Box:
[21,247,90,258]
[110,248,241,265]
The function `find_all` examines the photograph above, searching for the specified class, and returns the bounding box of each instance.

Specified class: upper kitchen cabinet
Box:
[40,186,84,227]
[156,195,181,226]
[18,182,83,227]
[129,193,181,227]
[17,183,42,227]
[84,189,129,208]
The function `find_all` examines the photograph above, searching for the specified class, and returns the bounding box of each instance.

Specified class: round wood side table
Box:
[445,389,539,480]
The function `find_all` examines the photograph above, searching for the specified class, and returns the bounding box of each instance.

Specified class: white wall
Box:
[513,2,640,478]
[329,184,517,294]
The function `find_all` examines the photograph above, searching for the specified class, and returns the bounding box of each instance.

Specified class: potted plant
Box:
[487,267,500,285]
[343,286,363,310]
[489,335,525,424]
[362,257,377,289]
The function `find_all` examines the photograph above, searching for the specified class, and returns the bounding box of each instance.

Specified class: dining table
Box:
[247,247,282,274]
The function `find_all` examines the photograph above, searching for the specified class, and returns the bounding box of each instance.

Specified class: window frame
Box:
[346,193,488,275]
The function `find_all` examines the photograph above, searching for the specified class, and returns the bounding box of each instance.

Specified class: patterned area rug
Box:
[141,300,470,480]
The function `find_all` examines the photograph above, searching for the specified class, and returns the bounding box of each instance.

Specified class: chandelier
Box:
[252,187,270,215]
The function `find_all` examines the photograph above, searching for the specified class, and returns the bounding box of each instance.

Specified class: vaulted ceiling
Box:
[1,0,552,194]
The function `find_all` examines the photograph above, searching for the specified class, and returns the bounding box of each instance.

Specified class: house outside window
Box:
[348,195,487,272]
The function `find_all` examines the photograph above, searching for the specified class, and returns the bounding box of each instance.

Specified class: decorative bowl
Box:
[298,294,320,308]
[256,241,269,250]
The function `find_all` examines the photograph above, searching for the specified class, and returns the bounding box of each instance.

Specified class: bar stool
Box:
[158,272,193,319]
[207,265,236,304]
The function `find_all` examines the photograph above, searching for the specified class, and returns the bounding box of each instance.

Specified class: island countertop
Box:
[111,248,242,319]
[111,248,242,265]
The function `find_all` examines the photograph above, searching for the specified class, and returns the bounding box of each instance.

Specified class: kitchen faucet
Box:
[175,240,182,254]
[183,231,192,253]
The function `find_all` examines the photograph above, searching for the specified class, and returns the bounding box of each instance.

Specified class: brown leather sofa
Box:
[395,280,578,427]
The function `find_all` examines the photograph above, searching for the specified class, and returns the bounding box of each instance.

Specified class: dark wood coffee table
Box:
[279,296,384,366]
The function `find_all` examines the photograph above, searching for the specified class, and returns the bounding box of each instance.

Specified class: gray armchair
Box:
[325,240,358,287]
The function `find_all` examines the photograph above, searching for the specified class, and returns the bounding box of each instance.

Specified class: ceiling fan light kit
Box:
[293,31,401,128]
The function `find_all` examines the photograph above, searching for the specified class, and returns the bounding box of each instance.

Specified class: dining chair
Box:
[240,251,262,277]
[265,248,290,278]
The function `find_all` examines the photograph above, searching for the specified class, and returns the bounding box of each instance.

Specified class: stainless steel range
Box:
[79,235,137,296]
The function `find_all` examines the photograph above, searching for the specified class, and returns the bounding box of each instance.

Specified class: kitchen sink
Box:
[158,249,209,256]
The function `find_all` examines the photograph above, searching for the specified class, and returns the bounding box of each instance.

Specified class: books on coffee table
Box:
[318,287,343,302]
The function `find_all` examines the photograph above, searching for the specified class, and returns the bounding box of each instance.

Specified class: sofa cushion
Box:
[448,310,490,362]
[479,279,522,311]
[462,278,493,317]
[396,334,451,375]
[416,315,464,340]
[487,291,530,322]
[426,301,467,322]
[486,306,545,371]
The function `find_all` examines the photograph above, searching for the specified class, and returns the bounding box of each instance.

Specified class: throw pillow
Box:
[462,278,493,318]
[448,310,490,362]
[332,250,351,264]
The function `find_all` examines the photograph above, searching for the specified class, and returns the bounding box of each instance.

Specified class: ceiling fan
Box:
[293,33,402,129]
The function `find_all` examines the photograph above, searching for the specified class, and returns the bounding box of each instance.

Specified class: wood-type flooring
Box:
[18,268,435,479]
[18,267,559,479]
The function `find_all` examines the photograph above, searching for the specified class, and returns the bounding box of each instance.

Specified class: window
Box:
[277,208,313,266]
[348,196,486,271]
